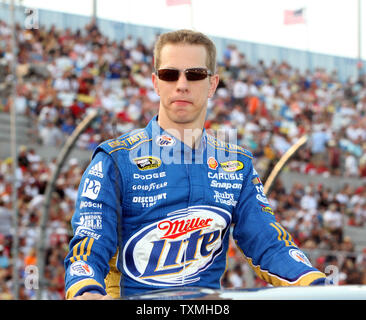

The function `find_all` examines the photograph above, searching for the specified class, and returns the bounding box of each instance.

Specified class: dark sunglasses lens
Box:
[185,68,208,81]
[157,69,179,81]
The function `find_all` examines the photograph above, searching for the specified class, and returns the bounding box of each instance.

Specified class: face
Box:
[152,43,219,129]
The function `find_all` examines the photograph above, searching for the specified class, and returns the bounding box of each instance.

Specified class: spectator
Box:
[344,152,359,177]
[39,121,64,146]
[300,186,318,212]
[1,18,366,299]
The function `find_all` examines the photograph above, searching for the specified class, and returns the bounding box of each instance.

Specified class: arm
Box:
[64,150,121,298]
[232,159,327,286]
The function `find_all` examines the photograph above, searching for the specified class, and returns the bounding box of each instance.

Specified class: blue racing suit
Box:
[64,116,327,298]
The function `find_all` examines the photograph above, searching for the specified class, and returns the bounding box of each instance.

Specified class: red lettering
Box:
[158,217,213,239]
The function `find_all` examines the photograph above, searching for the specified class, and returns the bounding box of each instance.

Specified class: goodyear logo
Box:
[220,160,243,172]
[133,156,161,171]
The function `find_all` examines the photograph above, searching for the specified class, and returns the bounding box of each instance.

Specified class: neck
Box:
[157,114,205,149]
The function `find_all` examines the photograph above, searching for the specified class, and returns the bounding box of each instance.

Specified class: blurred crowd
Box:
[0,19,366,299]
[1,19,366,176]
[223,180,366,288]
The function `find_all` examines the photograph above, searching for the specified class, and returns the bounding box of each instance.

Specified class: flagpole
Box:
[357,0,362,77]
[189,0,194,30]
[302,8,312,73]
[9,0,20,300]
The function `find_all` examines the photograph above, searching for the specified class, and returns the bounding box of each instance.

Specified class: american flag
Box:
[166,0,191,6]
[284,8,306,25]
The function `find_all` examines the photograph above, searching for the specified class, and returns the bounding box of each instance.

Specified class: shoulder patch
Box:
[104,129,151,154]
[206,134,253,159]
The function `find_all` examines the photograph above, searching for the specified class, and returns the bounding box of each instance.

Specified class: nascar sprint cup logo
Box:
[123,206,231,286]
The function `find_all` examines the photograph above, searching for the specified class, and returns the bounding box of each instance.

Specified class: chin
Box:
[170,111,197,124]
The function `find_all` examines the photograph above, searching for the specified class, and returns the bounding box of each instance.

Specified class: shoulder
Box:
[206,134,253,161]
[93,128,151,158]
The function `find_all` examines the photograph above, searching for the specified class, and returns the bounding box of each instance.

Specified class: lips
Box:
[171,99,193,106]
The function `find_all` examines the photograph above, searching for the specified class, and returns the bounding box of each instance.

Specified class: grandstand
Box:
[0,3,366,300]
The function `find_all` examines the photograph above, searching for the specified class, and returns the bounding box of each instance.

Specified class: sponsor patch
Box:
[134,156,161,171]
[210,180,242,190]
[108,131,148,149]
[81,178,101,200]
[220,160,243,172]
[133,172,166,180]
[208,172,244,181]
[213,191,237,207]
[156,135,175,147]
[88,161,103,178]
[260,204,274,215]
[80,201,102,210]
[289,249,312,267]
[207,157,218,170]
[252,177,261,185]
[70,261,95,277]
[256,194,269,204]
[158,217,213,240]
[122,205,231,287]
[132,181,168,191]
[132,193,167,207]
[254,184,269,204]
[75,213,102,230]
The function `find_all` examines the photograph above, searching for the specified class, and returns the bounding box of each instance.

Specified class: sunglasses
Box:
[156,68,212,82]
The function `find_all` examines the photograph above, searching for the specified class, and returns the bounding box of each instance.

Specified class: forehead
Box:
[159,43,208,69]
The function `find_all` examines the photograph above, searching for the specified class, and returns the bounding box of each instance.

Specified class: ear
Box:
[151,72,160,96]
[208,74,219,99]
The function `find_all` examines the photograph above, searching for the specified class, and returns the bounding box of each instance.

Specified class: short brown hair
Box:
[153,29,217,73]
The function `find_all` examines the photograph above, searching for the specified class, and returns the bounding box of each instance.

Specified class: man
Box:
[64,29,327,300]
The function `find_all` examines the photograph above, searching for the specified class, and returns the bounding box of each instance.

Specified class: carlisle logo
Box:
[156,135,175,147]
[133,156,161,171]
[220,160,243,172]
[207,157,218,170]
[123,206,231,287]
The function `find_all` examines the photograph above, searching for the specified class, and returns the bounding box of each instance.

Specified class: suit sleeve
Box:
[64,149,121,298]
[232,158,327,286]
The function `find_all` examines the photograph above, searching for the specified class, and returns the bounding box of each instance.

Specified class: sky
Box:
[21,0,365,60]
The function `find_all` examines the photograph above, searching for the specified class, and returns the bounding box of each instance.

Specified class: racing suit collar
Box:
[149,115,207,153]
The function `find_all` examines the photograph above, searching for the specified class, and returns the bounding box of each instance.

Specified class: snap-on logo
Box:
[122,206,231,287]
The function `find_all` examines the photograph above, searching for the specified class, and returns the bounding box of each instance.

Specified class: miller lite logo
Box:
[158,217,213,239]
[156,135,175,147]
[123,206,231,286]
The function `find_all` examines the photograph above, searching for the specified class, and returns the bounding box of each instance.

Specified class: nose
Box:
[176,71,189,92]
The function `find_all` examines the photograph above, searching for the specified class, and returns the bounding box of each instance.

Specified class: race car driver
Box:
[64,29,328,299]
